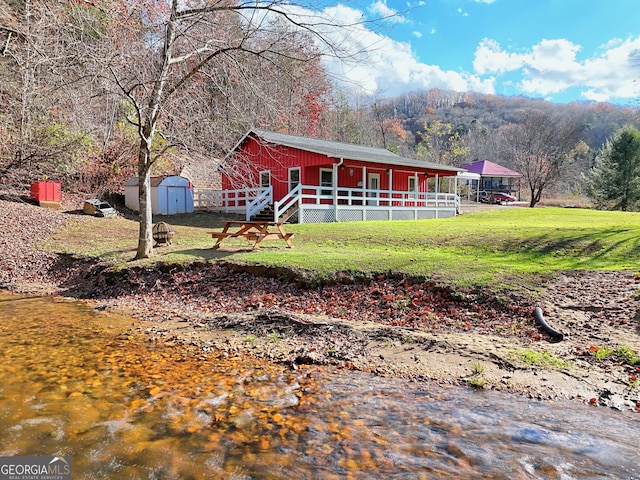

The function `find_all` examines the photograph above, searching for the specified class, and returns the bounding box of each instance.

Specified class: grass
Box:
[591,345,640,365]
[40,207,640,290]
[509,349,572,370]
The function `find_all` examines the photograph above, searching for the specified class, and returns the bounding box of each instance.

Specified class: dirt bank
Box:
[1,198,639,413]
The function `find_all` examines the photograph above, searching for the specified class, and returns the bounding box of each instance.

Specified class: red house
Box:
[200,129,464,223]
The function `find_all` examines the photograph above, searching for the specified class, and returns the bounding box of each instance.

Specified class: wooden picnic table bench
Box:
[209,221,294,250]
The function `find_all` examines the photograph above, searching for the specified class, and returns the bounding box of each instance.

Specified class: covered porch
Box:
[194,181,460,224]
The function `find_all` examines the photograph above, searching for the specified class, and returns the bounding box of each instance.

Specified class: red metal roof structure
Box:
[458,160,522,177]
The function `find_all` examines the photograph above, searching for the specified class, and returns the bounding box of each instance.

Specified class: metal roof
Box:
[232,129,464,173]
[458,160,521,177]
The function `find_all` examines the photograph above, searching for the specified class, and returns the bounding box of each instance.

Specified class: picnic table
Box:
[209,221,294,250]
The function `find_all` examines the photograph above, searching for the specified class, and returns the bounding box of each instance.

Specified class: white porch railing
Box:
[195,185,460,223]
[246,186,273,221]
[193,187,266,214]
[273,184,302,221]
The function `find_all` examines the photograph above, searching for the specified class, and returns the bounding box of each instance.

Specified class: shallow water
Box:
[0,292,638,479]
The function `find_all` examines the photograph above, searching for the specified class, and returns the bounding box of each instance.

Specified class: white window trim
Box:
[260,170,271,188]
[288,167,300,191]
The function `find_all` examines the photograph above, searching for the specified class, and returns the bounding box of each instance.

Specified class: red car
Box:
[489,192,517,204]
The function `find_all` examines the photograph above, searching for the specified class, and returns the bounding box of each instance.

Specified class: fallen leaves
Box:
[80,262,540,339]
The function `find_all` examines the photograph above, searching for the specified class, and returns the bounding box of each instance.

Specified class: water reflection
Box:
[0,292,638,479]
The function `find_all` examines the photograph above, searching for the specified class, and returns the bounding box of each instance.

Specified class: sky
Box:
[300,0,640,105]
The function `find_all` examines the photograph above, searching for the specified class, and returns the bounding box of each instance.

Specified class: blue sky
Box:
[304,0,640,104]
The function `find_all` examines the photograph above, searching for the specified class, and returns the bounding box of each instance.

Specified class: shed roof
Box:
[457,160,521,177]
[225,129,464,174]
[124,175,188,187]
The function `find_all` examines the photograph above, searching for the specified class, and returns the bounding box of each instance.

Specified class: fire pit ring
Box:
[152,221,175,246]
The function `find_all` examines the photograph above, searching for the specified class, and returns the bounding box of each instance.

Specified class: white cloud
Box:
[276,3,494,97]
[473,38,525,74]
[412,31,422,38]
[322,29,495,96]
[472,0,495,3]
[369,0,406,22]
[472,36,640,101]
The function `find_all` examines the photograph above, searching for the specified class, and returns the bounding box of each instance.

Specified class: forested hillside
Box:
[1,1,638,202]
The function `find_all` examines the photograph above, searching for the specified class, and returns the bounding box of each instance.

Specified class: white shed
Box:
[124,175,194,215]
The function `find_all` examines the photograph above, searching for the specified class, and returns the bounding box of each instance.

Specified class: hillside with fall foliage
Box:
[1,2,639,201]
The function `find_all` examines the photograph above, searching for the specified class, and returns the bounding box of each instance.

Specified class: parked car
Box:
[489,192,517,204]
[83,199,118,217]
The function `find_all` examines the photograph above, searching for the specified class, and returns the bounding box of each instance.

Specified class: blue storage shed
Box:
[124,175,194,215]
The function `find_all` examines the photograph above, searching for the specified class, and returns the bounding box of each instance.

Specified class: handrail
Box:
[274,184,302,220]
[246,186,273,221]
[291,185,458,207]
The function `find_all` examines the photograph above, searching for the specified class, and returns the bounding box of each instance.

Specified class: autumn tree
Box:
[415,120,468,166]
[586,125,640,211]
[498,110,583,207]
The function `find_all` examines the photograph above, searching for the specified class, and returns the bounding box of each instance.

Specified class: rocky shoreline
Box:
[2,198,639,413]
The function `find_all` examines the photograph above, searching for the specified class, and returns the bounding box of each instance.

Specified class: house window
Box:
[260,171,271,188]
[289,167,300,192]
[320,168,333,195]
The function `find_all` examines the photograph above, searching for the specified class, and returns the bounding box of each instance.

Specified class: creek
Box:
[0,292,638,479]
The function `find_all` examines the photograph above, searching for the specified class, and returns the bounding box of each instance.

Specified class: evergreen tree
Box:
[586,125,640,211]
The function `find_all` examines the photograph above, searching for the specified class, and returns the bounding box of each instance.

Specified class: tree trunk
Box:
[134,9,178,259]
[135,139,154,259]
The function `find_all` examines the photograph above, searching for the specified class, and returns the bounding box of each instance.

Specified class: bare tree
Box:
[66,0,380,259]
[498,110,583,207]
[0,1,93,190]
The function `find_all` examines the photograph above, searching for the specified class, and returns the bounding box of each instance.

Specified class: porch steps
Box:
[251,205,275,222]
[250,204,299,223]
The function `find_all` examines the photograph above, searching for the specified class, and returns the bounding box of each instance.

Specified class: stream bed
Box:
[0,292,638,479]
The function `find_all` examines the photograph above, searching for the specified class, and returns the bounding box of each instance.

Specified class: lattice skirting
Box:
[299,207,456,223]
[301,209,336,224]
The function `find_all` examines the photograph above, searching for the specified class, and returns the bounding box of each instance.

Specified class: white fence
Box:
[195,185,459,223]
[193,187,271,220]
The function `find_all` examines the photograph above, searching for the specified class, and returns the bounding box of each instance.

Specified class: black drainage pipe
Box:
[533,306,564,341]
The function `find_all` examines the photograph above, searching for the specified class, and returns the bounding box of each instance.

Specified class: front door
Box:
[368,173,380,206]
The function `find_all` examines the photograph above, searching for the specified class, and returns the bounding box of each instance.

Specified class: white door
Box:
[368,173,380,206]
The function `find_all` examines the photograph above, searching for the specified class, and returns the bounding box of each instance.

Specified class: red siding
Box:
[223,134,455,202]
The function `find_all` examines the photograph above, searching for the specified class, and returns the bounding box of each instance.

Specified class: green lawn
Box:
[42,207,640,290]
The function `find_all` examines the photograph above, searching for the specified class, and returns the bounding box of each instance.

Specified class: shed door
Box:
[168,187,185,215]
